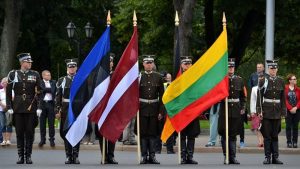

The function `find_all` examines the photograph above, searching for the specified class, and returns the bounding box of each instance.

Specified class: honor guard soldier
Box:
[6,53,42,164]
[218,58,246,164]
[179,56,200,164]
[257,60,285,164]
[138,55,164,164]
[96,53,118,164]
[55,58,80,164]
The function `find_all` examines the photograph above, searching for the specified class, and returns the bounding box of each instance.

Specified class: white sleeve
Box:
[250,86,257,114]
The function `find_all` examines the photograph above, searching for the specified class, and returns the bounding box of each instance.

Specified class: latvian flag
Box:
[89,25,139,142]
[65,26,110,147]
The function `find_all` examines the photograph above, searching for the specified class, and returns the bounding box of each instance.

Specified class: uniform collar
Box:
[269,76,277,80]
[20,69,29,73]
[144,71,153,74]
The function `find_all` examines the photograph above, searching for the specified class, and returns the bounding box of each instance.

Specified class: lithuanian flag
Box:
[161,29,229,142]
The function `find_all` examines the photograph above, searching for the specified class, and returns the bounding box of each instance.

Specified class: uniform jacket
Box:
[257,76,286,119]
[6,69,42,114]
[139,71,164,117]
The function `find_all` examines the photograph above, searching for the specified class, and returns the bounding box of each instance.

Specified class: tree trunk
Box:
[173,0,196,58]
[0,0,23,77]
[204,0,215,47]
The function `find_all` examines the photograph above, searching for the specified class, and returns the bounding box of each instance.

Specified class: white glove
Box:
[7,109,14,114]
[36,109,42,117]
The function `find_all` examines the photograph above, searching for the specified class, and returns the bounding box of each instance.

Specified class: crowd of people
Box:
[0,52,299,165]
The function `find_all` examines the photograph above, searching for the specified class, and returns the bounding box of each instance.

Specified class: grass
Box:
[200,119,296,129]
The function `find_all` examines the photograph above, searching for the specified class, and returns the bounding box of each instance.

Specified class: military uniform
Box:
[6,53,42,164]
[178,56,200,165]
[218,58,246,164]
[97,53,118,164]
[138,55,164,164]
[55,59,80,164]
[257,60,285,164]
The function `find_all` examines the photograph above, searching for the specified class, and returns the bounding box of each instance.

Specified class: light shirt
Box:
[43,80,53,101]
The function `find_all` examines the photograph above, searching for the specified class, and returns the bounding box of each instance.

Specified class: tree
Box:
[0,0,23,77]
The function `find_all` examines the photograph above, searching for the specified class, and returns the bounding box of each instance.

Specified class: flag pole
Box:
[223,12,229,165]
[174,11,181,165]
[101,10,111,165]
[178,132,181,164]
[133,10,141,164]
[102,138,106,164]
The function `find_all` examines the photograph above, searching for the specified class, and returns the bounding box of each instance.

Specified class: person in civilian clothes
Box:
[55,58,80,164]
[138,55,164,164]
[218,58,246,165]
[6,53,42,164]
[257,59,285,164]
[39,70,56,147]
[285,74,300,148]
[179,56,200,165]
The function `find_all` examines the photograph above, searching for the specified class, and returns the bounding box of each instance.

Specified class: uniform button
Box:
[23,79,25,80]
[274,92,276,94]
[232,92,234,94]
[231,85,233,87]
[231,104,233,106]
[148,88,151,91]
[148,81,150,83]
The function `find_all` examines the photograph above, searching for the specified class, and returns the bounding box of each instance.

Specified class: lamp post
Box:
[66,21,94,64]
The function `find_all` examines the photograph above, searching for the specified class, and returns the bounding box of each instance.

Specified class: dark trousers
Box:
[40,101,55,142]
[239,114,245,142]
[99,136,115,159]
[15,113,35,158]
[261,118,281,159]
[180,136,196,160]
[286,112,299,144]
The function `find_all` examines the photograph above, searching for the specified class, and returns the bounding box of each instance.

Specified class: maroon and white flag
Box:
[89,26,139,142]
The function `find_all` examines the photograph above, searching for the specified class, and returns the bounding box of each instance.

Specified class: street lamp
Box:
[65,21,94,64]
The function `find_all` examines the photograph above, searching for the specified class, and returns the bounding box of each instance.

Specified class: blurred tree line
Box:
[0,0,299,83]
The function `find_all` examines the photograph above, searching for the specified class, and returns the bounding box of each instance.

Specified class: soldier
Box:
[257,60,285,164]
[138,55,164,164]
[218,58,246,164]
[96,53,118,164]
[55,58,80,164]
[6,53,42,164]
[179,56,200,164]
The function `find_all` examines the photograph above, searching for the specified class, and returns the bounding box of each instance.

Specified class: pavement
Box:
[1,128,300,154]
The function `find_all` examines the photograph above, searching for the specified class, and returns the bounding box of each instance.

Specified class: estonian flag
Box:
[65,26,110,146]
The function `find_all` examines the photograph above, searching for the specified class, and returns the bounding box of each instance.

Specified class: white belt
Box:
[63,98,70,102]
[139,98,159,104]
[264,98,280,103]
[228,98,240,103]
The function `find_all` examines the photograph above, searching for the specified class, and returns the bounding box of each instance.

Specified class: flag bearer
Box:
[179,56,200,164]
[55,58,80,164]
[138,55,164,164]
[218,58,246,164]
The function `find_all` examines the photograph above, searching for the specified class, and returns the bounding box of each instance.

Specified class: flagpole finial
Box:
[107,10,111,26]
[175,11,179,26]
[222,12,227,28]
[133,10,137,26]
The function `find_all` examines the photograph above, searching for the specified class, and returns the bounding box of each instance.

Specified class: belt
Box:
[15,94,34,100]
[43,100,53,103]
[228,98,240,103]
[139,98,159,104]
[264,98,280,103]
[63,99,70,103]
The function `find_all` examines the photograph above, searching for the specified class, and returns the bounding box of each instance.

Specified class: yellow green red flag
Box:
[161,29,229,142]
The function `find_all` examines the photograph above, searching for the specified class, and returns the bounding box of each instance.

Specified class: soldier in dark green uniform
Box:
[55,58,80,164]
[179,56,200,165]
[257,60,285,165]
[6,53,42,164]
[218,58,246,164]
[138,55,164,164]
